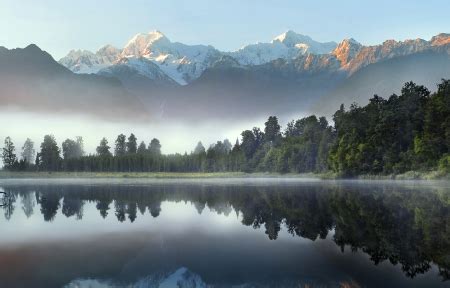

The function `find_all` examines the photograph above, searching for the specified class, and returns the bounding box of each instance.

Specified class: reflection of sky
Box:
[0,197,312,246]
[0,181,447,287]
[0,197,443,288]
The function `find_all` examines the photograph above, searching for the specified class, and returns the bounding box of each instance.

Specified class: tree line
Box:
[2,79,449,176]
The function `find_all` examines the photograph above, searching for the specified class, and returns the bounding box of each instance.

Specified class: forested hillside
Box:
[2,79,449,177]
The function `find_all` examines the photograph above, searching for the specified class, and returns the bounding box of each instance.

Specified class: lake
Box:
[0,179,448,288]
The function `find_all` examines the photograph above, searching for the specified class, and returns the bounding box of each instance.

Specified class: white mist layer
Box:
[0,108,276,164]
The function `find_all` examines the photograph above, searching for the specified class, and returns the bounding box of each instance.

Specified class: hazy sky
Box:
[1,0,448,59]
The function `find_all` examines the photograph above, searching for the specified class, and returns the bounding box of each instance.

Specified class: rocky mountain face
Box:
[314,49,450,116]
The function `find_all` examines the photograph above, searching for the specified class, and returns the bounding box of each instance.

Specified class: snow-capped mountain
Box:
[59,45,121,74]
[64,267,207,288]
[59,31,450,87]
[98,56,177,85]
[60,30,221,85]
[120,31,221,84]
[58,30,338,84]
[228,30,337,65]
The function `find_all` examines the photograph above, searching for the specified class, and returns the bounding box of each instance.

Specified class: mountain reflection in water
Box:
[0,180,448,288]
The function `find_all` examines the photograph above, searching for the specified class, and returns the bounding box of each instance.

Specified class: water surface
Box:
[0,179,448,287]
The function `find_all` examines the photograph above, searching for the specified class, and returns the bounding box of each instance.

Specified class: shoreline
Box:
[0,171,448,180]
[0,171,318,179]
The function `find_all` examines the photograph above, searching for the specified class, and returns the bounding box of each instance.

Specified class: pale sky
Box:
[0,0,448,59]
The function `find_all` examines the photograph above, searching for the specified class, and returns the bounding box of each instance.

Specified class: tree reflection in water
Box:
[1,182,449,280]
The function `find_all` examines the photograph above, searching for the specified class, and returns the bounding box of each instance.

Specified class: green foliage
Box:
[438,154,450,173]
[264,116,281,144]
[330,79,449,176]
[193,141,206,155]
[114,134,126,156]
[62,137,84,160]
[2,136,17,169]
[21,138,35,164]
[7,79,449,176]
[126,133,137,154]
[37,135,61,171]
[137,141,147,154]
[96,137,112,157]
[148,138,161,155]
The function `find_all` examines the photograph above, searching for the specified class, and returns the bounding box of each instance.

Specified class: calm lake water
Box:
[0,179,448,288]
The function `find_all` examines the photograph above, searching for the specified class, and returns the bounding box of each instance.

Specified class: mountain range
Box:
[59,30,340,85]
[1,31,449,122]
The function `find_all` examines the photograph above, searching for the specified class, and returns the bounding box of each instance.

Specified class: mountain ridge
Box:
[0,44,151,121]
[58,31,450,86]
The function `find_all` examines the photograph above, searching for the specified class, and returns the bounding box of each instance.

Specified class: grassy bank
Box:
[355,170,450,180]
[0,170,447,180]
[0,171,323,179]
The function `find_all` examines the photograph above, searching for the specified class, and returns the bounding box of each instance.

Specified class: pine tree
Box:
[193,141,206,155]
[115,134,126,156]
[21,138,35,164]
[264,116,281,144]
[37,135,60,171]
[127,133,137,154]
[96,137,112,156]
[149,138,161,155]
[2,136,17,169]
[137,141,147,154]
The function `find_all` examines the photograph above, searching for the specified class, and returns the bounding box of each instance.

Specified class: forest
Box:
[1,79,449,177]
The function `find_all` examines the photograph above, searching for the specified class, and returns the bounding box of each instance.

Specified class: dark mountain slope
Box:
[159,60,346,120]
[314,49,450,117]
[0,45,150,121]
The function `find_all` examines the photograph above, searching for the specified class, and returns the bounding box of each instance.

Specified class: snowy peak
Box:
[272,30,312,47]
[229,30,337,65]
[332,38,363,67]
[58,44,121,74]
[97,44,121,59]
[119,31,220,84]
[272,30,313,47]
[229,41,289,66]
[64,267,208,288]
[273,30,337,54]
[98,56,175,84]
[122,30,170,57]
[58,31,450,85]
[59,30,220,85]
[59,50,101,73]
